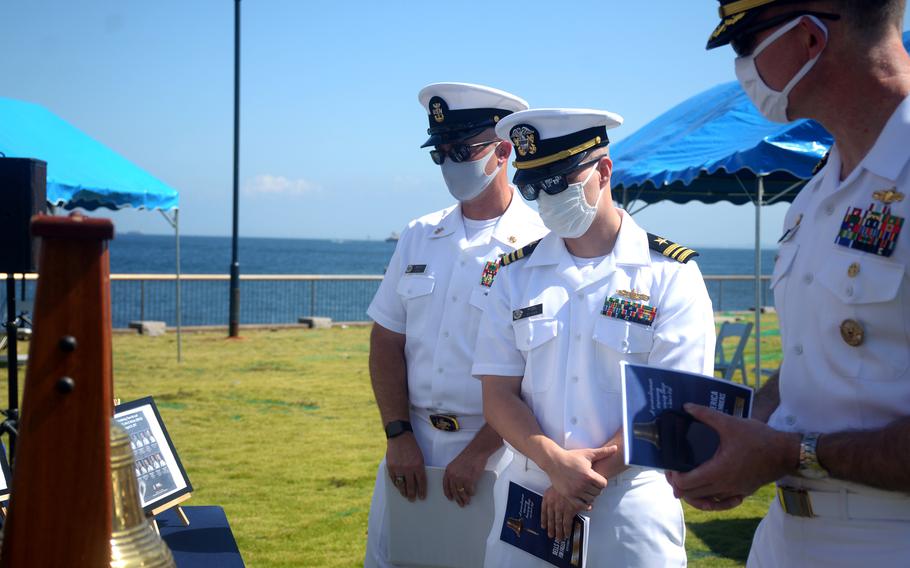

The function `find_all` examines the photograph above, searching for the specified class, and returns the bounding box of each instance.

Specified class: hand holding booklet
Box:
[498,482,588,568]
[621,363,754,472]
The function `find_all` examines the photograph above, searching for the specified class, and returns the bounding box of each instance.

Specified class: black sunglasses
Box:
[731,11,840,57]
[518,157,603,201]
[430,140,499,165]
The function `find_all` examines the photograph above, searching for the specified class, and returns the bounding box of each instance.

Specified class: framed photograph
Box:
[0,442,11,504]
[114,397,192,514]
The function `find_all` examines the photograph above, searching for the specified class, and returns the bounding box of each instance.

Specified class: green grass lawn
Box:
[5,311,781,567]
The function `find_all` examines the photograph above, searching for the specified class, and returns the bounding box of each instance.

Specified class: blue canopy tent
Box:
[0,97,183,360]
[611,32,910,384]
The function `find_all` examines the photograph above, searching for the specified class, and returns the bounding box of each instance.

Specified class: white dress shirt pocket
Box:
[469,287,491,311]
[513,317,558,393]
[396,275,436,299]
[817,251,903,305]
[816,251,908,380]
[396,275,436,338]
[592,317,653,392]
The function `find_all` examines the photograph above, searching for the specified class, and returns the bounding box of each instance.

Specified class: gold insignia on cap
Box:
[510,125,538,158]
[872,189,905,204]
[432,102,445,123]
[617,289,650,302]
[840,319,864,347]
[711,12,747,39]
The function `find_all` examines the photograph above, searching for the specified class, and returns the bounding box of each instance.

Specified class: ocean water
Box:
[5,235,776,327]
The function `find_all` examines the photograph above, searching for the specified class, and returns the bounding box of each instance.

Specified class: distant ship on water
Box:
[385,232,399,242]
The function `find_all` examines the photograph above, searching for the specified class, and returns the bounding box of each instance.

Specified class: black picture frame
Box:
[114,396,193,514]
[0,441,11,504]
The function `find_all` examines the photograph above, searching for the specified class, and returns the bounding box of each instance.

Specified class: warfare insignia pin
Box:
[835,203,904,258]
[602,297,657,327]
[429,96,448,124]
[480,261,500,288]
[616,289,650,302]
[873,189,905,204]
[510,125,539,157]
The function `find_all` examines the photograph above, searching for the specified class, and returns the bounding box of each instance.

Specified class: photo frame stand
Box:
[148,492,193,533]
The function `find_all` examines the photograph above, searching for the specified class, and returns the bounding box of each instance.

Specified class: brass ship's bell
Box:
[110,421,176,568]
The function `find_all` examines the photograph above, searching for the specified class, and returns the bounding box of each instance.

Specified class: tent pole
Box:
[175,209,182,363]
[754,177,764,389]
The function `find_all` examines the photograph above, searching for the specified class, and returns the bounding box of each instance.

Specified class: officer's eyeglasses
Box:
[430,140,499,165]
[730,11,840,57]
[518,158,603,201]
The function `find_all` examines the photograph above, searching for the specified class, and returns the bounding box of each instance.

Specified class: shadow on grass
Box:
[688,517,762,564]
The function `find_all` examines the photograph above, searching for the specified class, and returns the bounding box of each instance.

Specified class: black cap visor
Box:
[511,145,605,188]
[420,125,491,148]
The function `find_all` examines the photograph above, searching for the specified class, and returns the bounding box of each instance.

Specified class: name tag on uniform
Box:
[405,264,427,274]
[512,304,543,321]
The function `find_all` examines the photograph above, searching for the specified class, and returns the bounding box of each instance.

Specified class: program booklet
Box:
[621,363,754,472]
[498,482,587,568]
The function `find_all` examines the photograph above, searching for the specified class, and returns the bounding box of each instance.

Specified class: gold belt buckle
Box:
[429,414,460,432]
[778,486,815,518]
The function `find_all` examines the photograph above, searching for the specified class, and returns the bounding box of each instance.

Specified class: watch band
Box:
[384,420,413,439]
[798,432,829,480]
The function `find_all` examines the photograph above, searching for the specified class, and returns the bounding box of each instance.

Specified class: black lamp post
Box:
[228,0,241,337]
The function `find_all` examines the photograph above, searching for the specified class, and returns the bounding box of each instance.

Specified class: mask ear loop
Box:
[778,16,828,95]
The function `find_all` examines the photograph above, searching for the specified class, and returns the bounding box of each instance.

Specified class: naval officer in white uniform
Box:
[667,2,910,566]
[364,83,548,567]
[473,108,716,567]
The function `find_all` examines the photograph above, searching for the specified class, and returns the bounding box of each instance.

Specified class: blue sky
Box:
[2,2,908,247]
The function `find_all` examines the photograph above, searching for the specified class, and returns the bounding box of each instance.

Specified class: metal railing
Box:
[2,273,770,329]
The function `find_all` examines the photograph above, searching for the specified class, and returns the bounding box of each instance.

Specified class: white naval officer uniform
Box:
[748,96,910,567]
[364,194,548,568]
[472,210,716,567]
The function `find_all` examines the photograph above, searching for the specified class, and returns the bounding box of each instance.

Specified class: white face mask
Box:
[734,15,827,123]
[537,165,600,239]
[440,149,502,202]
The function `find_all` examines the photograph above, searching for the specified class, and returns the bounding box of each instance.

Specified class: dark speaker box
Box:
[0,158,48,273]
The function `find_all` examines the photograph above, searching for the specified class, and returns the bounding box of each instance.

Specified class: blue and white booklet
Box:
[498,482,588,568]
[621,363,754,472]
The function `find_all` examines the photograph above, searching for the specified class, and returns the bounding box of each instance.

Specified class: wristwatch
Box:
[384,420,413,440]
[798,432,829,480]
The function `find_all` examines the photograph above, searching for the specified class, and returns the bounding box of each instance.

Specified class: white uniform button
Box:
[577,293,584,300]
[460,260,466,266]
[435,401,442,408]
[574,333,581,341]
[621,339,630,350]
[785,415,797,426]
[572,376,579,383]
[825,204,835,215]
[443,331,450,338]
[451,295,458,302]
[795,344,804,355]
[570,417,578,425]
[437,367,444,374]
[846,285,854,297]
[803,274,814,284]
